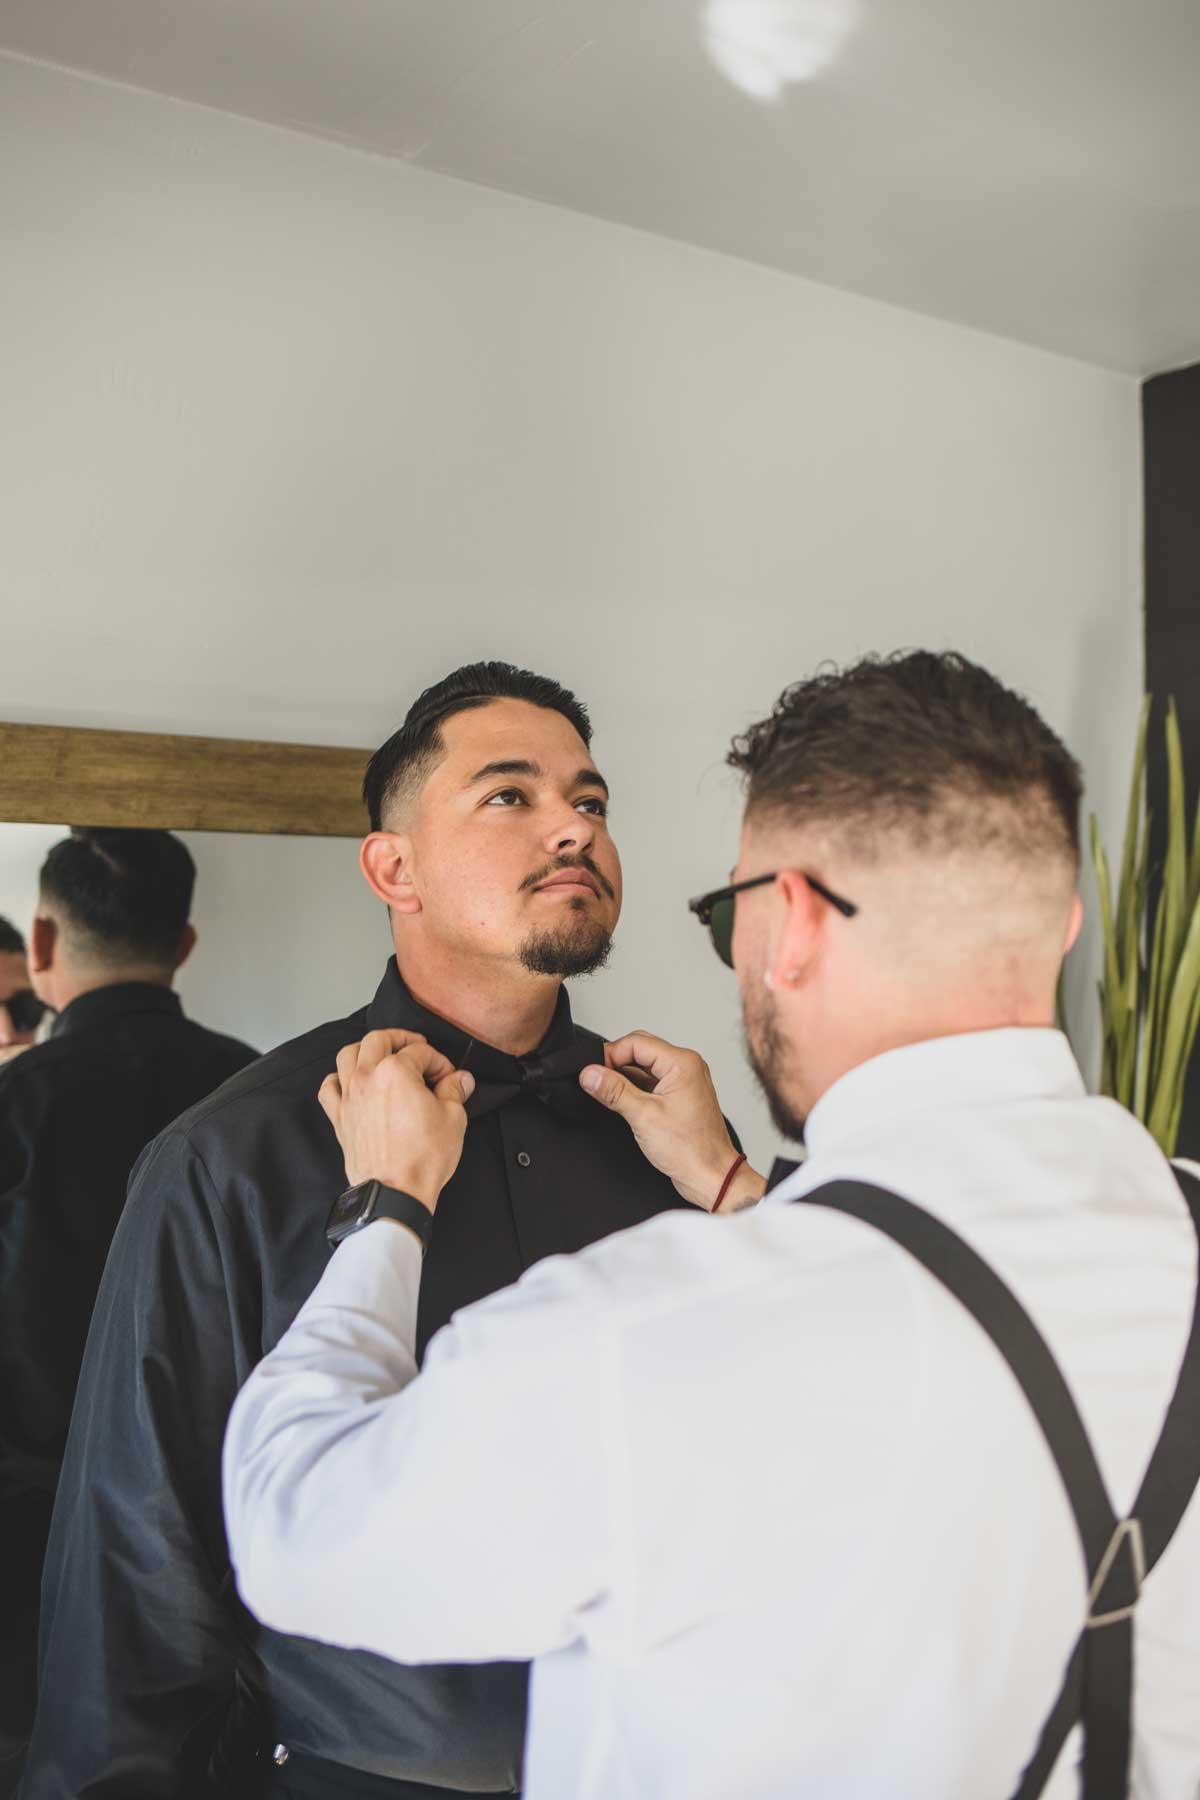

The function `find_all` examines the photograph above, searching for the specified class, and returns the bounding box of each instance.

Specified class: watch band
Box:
[325,1180,434,1253]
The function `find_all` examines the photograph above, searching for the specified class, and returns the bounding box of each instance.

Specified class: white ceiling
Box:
[3,0,1198,375]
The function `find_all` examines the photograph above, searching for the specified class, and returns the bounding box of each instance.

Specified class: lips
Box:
[535,870,600,898]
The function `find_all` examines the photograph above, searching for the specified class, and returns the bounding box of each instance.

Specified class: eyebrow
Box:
[464,760,610,799]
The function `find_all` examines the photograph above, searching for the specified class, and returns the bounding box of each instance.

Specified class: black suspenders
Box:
[787,1169,1200,1800]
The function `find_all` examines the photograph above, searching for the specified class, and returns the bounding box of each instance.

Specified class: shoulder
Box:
[177,1016,259,1067]
[167,1009,365,1138]
[122,1010,365,1223]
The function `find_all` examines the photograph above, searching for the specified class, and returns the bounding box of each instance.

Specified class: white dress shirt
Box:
[224,1029,1200,1799]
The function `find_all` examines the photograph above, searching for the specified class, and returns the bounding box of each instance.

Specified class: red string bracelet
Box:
[713,1151,748,1213]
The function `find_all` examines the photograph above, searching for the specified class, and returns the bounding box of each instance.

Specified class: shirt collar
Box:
[53,981,183,1038]
[800,1028,1086,1168]
[364,957,597,1117]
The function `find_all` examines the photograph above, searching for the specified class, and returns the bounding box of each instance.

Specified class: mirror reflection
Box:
[0,821,383,1058]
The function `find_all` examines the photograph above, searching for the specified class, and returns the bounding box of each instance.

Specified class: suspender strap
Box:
[790,1171,1200,1800]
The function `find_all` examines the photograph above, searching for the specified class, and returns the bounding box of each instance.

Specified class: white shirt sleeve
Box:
[222,1221,614,1665]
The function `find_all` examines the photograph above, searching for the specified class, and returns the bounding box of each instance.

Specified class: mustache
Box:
[519,853,616,902]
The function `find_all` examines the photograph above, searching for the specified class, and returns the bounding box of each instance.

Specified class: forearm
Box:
[225,1222,611,1667]
[224,1225,423,1647]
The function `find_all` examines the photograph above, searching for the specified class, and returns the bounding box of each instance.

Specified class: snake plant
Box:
[1090,695,1200,1155]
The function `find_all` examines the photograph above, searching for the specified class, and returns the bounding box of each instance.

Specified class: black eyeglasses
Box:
[688,871,859,969]
[2,989,47,1034]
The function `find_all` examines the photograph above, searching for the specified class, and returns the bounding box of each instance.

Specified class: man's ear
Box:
[29,914,56,974]
[1064,891,1085,958]
[768,869,827,992]
[174,923,198,971]
[360,833,421,916]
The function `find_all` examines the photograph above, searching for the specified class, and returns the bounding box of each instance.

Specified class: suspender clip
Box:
[1086,1517,1146,1628]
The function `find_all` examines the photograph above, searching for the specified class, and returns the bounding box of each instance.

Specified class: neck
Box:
[793,988,1058,1119]
[52,966,173,1012]
[395,940,561,1057]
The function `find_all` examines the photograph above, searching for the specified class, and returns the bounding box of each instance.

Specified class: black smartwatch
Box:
[325,1180,434,1254]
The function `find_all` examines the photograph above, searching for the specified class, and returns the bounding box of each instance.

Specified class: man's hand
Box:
[318,1030,476,1213]
[580,1032,765,1212]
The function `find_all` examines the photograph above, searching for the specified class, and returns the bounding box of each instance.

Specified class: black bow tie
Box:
[463,1034,601,1122]
[363,959,604,1126]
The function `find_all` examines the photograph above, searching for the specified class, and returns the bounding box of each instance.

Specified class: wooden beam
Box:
[0,722,371,838]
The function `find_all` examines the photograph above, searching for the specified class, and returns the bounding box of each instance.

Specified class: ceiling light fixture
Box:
[700,0,862,102]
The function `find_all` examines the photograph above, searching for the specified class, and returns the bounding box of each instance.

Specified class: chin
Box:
[518,917,614,980]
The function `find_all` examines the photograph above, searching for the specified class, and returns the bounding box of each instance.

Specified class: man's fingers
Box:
[335,1032,443,1088]
[394,1039,460,1088]
[355,1029,428,1077]
[580,1063,649,1117]
[603,1032,681,1087]
[317,1072,342,1126]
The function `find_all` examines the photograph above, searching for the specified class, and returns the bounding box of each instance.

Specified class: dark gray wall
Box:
[1143,362,1200,1155]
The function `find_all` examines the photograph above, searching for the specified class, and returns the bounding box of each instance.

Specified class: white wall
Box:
[0,55,1142,1167]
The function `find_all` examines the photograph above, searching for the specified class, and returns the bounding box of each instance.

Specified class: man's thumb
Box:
[434,1069,475,1107]
[580,1064,642,1116]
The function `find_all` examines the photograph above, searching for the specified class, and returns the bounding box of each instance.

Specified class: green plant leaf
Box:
[1147,892,1200,1152]
[1190,781,1200,908]
[1114,697,1149,934]
[1161,699,1189,982]
[1091,816,1124,1099]
[1141,893,1168,1119]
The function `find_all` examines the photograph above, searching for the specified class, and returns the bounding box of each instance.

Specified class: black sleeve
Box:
[23,1130,250,1800]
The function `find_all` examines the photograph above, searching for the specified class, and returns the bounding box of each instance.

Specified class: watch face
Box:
[327,1183,372,1240]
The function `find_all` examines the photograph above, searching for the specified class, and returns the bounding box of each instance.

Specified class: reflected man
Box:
[0,829,256,1797]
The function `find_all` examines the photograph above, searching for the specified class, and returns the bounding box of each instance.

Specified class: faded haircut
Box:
[40,829,195,965]
[728,651,1082,869]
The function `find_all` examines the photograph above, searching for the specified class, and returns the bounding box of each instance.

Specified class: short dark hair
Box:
[363,661,593,831]
[729,650,1082,865]
[0,916,26,956]
[40,828,196,965]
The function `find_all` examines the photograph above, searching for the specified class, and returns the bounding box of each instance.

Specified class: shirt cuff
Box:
[321,1216,425,1342]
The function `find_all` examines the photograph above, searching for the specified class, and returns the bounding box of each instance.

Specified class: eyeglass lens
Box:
[709,896,736,969]
[5,990,47,1033]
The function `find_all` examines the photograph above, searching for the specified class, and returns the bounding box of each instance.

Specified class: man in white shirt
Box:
[224,650,1200,1800]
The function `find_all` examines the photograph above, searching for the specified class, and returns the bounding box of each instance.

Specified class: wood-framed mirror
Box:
[0,722,382,1055]
[0,722,371,837]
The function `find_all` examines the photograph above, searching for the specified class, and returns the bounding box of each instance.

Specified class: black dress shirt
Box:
[23,962,698,1800]
[0,984,255,1788]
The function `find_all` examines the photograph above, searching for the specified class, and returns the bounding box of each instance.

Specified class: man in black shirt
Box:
[0,829,256,1798]
[24,664,709,1800]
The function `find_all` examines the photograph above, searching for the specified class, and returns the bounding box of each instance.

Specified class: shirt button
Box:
[516,1150,532,1169]
[273,1745,290,1767]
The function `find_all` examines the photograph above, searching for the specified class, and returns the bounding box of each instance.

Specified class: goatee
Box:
[519,905,613,979]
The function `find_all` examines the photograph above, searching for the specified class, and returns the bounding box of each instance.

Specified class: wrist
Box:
[346,1169,440,1214]
[677,1143,744,1212]
[715,1162,767,1214]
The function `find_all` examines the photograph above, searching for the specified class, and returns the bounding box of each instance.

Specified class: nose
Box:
[542,800,596,859]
